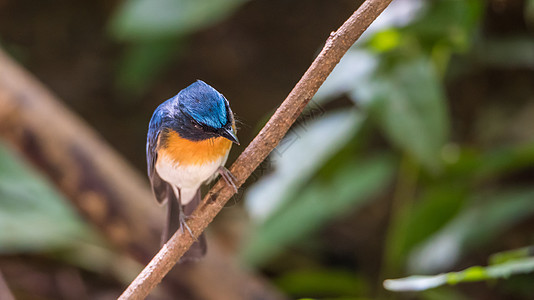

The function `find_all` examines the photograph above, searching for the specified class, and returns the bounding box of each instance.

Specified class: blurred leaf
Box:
[408,188,534,273]
[115,39,181,95]
[245,110,363,221]
[313,50,378,103]
[351,57,449,172]
[490,246,534,266]
[0,142,92,253]
[384,257,534,292]
[109,0,246,41]
[386,182,468,269]
[368,29,402,53]
[404,0,483,76]
[243,155,394,267]
[385,274,447,292]
[473,142,534,182]
[275,269,368,298]
[407,0,483,52]
[109,0,247,93]
[438,142,534,185]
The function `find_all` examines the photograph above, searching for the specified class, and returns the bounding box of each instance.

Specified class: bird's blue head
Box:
[178,80,229,129]
[159,80,239,144]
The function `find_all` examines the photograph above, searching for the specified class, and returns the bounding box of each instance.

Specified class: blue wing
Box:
[147,102,169,203]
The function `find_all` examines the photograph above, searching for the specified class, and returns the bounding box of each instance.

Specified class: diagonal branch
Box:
[119,0,393,299]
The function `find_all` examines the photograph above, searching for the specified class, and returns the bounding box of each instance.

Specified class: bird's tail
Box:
[162,186,206,262]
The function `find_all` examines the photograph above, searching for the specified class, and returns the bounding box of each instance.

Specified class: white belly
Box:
[155,152,229,204]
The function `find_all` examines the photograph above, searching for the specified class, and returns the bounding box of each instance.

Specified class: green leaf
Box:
[408,188,534,273]
[245,110,363,221]
[351,57,449,172]
[386,182,468,269]
[242,155,394,267]
[384,257,534,292]
[109,0,247,41]
[0,142,92,252]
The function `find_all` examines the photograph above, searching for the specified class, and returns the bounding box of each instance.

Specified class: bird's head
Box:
[174,80,239,144]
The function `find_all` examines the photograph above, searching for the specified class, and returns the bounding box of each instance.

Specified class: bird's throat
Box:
[159,129,232,165]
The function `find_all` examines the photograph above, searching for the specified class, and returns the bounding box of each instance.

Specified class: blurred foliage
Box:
[246,110,365,222]
[244,111,394,265]
[0,142,131,275]
[244,151,394,265]
[353,57,449,172]
[108,0,247,95]
[110,0,246,41]
[243,0,534,298]
[408,187,534,273]
[0,141,93,253]
[0,140,142,297]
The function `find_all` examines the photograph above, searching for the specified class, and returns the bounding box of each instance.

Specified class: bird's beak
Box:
[220,127,240,145]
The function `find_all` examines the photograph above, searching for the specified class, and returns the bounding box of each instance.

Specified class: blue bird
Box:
[146,80,239,260]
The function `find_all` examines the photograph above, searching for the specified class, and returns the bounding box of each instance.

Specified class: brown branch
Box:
[119,0,394,298]
[0,42,284,300]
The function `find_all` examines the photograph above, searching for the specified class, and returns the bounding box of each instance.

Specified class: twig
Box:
[119,0,393,299]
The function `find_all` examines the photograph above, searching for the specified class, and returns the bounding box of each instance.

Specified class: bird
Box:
[146,80,239,260]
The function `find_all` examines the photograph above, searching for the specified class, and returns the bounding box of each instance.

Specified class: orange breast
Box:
[159,130,232,165]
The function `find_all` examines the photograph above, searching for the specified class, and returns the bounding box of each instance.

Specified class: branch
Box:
[119,0,393,298]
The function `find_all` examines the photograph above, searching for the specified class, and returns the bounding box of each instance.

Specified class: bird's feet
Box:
[218,166,238,193]
[178,213,195,239]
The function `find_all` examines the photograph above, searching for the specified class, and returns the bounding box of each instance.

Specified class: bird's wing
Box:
[147,108,168,203]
